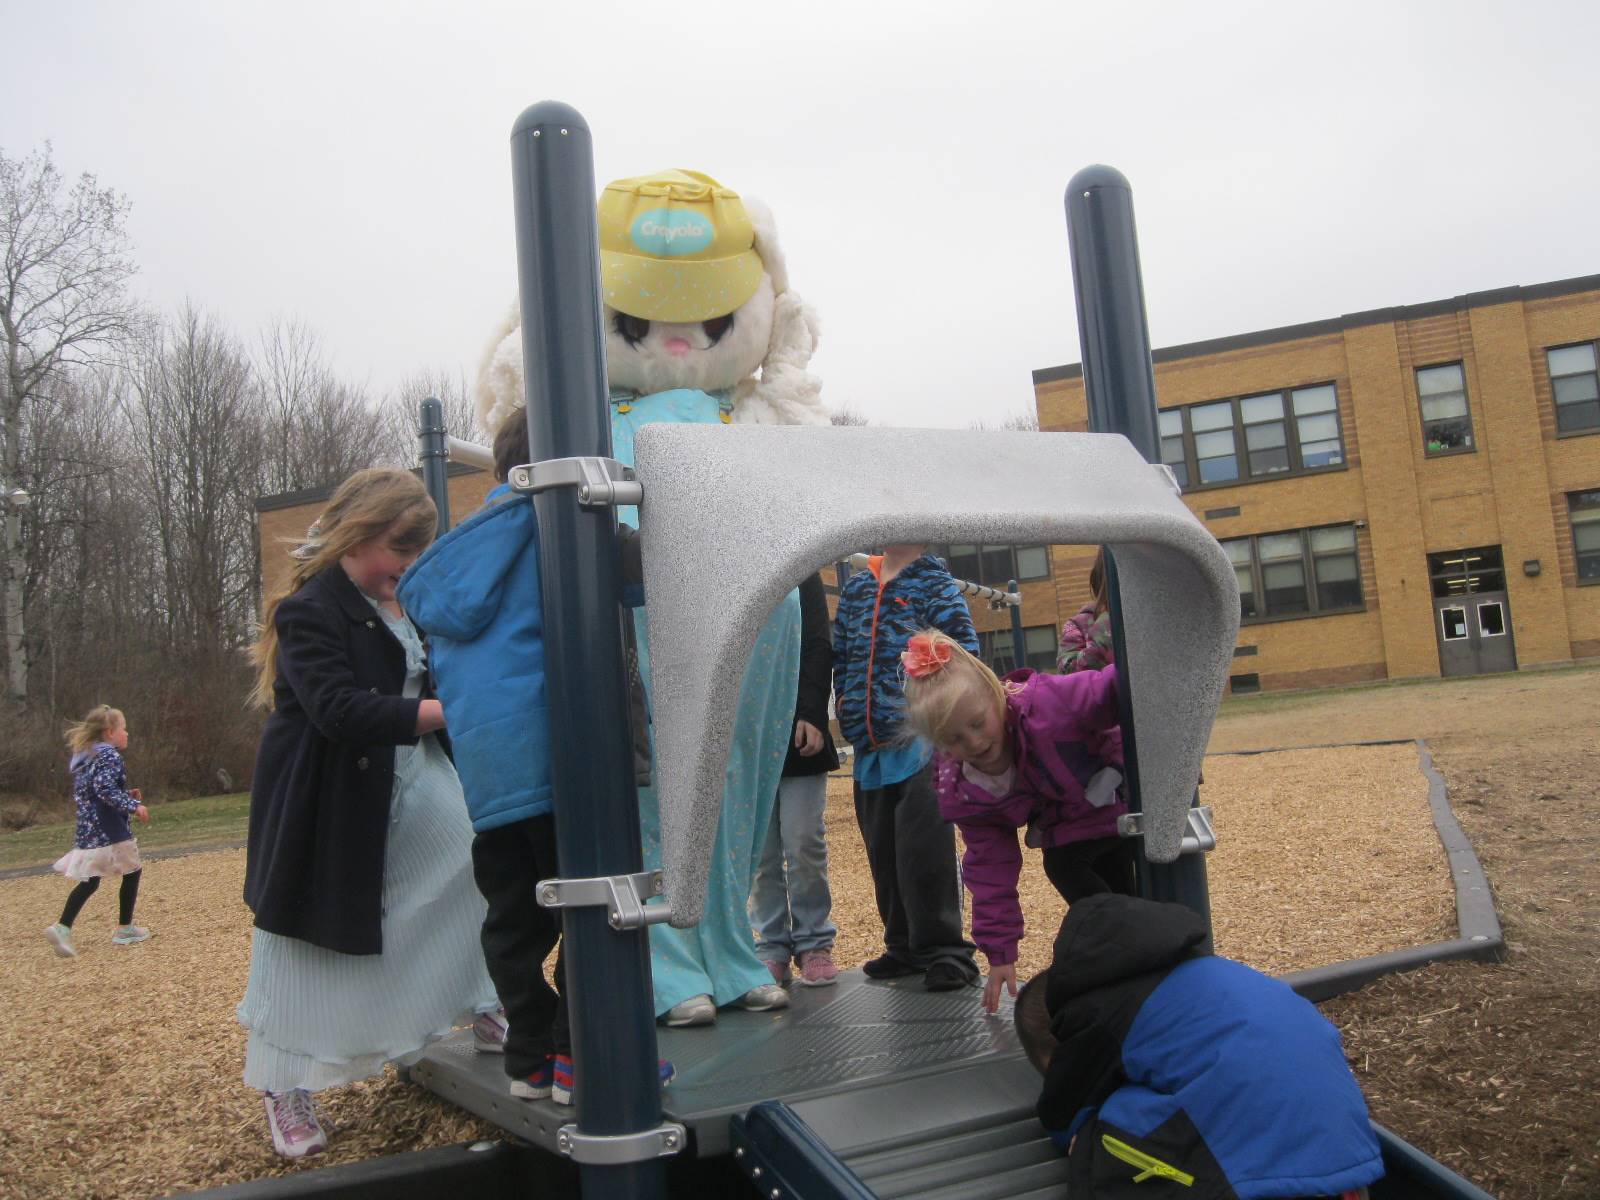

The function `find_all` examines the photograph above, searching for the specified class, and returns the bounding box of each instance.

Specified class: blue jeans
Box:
[750,773,837,961]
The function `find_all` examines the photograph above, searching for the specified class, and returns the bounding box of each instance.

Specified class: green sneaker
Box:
[112,924,152,946]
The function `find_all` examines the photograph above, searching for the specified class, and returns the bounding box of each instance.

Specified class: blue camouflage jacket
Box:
[831,554,978,752]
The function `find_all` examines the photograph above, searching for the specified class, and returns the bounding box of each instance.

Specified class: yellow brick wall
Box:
[1033,280,1600,690]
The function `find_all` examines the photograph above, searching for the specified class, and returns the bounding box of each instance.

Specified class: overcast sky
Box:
[7,1,1599,431]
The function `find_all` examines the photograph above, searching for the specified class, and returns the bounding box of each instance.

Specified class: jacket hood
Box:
[68,743,111,775]
[399,497,533,642]
[1044,893,1208,1011]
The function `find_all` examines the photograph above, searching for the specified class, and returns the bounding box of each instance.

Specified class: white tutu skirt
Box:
[53,839,141,881]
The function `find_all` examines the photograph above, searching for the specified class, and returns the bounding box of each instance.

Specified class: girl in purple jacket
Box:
[900,630,1137,1014]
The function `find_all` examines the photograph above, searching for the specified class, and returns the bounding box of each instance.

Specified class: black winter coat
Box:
[782,573,841,777]
[243,565,450,955]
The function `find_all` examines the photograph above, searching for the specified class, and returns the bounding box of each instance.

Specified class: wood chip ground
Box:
[3,664,1596,1199]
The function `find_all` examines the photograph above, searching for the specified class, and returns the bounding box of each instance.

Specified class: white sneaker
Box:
[733,982,790,1012]
[44,923,77,958]
[112,924,151,945]
[265,1089,328,1158]
[663,993,715,1027]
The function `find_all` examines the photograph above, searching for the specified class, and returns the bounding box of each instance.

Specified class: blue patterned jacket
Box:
[832,554,978,752]
[69,743,140,849]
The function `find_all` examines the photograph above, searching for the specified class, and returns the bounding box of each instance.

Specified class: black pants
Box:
[853,763,978,979]
[60,869,141,928]
[471,815,569,1078]
[1041,836,1138,903]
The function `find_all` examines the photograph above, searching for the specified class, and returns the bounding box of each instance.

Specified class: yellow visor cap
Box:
[598,169,765,324]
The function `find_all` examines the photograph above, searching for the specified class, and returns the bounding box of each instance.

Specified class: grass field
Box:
[0,792,250,870]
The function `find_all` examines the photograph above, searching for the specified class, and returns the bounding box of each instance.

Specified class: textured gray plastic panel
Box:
[411,970,1031,1160]
[635,424,1239,925]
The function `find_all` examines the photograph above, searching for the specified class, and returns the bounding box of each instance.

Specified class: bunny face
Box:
[605,274,775,396]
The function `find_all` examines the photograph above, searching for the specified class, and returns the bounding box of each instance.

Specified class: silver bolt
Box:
[734,1148,745,1160]
[560,128,569,135]
[532,130,542,138]
[609,912,622,929]
[772,1191,781,1199]
[752,1166,763,1179]
[665,1131,679,1149]
[542,885,558,904]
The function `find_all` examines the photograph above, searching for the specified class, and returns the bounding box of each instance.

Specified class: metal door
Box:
[1434,590,1517,676]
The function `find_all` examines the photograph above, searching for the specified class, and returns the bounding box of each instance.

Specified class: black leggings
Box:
[60,869,141,927]
[1041,837,1137,903]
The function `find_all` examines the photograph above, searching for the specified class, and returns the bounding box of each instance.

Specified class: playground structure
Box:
[189,102,1502,1199]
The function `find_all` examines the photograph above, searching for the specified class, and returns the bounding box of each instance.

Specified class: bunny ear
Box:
[744,195,789,297]
[473,299,525,435]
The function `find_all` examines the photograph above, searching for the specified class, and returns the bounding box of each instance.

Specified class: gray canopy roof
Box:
[635,424,1239,927]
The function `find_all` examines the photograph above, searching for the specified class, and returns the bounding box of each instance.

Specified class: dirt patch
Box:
[2,663,1596,1198]
[1213,663,1600,1200]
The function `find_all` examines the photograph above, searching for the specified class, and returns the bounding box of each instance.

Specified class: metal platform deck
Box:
[411,968,1047,1163]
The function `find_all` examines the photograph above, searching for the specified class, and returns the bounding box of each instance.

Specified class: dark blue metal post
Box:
[1007,579,1025,670]
[510,101,666,1199]
[418,396,451,531]
[1065,165,1213,943]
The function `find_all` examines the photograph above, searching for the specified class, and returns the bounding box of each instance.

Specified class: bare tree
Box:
[377,364,478,465]
[124,305,261,656]
[829,404,871,427]
[1,143,141,705]
[968,409,1040,432]
[257,317,387,493]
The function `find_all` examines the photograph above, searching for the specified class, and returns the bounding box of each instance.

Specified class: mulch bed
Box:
[3,664,1596,1198]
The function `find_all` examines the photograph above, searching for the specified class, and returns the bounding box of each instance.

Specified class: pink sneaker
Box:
[264,1089,328,1158]
[764,958,791,986]
[797,948,838,987]
[473,1008,508,1053]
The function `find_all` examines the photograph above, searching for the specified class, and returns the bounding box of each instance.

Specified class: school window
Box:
[938,543,1052,585]
[1158,382,1346,491]
[1570,491,1600,582]
[978,624,1059,675]
[1220,524,1364,623]
[1158,409,1188,488]
[1416,363,1475,455]
[1548,342,1600,434]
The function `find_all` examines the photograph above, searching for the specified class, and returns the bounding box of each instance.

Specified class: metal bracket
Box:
[1118,804,1216,855]
[508,456,642,508]
[537,870,673,930]
[556,1121,687,1164]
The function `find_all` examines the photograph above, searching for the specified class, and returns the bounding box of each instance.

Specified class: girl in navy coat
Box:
[238,468,499,1158]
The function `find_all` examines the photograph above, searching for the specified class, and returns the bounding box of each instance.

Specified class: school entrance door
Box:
[1428,546,1517,677]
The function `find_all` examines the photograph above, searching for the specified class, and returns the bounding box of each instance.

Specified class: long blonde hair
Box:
[65,704,125,754]
[249,468,436,709]
[899,628,1013,748]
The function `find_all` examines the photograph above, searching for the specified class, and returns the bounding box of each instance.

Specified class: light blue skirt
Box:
[238,722,497,1092]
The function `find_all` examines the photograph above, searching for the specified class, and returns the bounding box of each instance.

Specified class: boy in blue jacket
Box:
[401,416,666,1106]
[1014,893,1382,1200]
[399,415,568,1102]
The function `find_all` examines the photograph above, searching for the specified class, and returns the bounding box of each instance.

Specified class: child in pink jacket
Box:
[900,630,1137,1013]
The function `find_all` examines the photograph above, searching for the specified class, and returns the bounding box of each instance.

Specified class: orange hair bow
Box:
[902,634,953,679]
